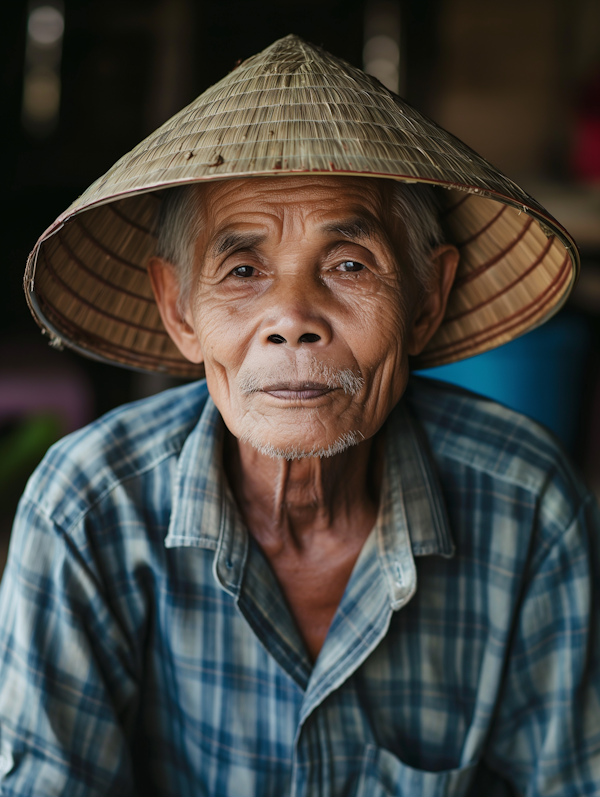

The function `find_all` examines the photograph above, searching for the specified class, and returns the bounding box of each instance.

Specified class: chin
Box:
[239,427,364,461]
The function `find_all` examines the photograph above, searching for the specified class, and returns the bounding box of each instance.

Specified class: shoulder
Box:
[21,379,210,532]
[404,375,589,530]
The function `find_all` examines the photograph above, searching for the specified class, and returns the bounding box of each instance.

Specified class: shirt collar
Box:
[165,390,455,600]
[384,397,455,559]
[165,394,226,552]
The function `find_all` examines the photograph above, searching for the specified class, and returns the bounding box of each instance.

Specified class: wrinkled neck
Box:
[224,431,383,550]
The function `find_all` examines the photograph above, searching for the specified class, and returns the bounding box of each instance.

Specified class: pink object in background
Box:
[572,70,600,183]
[0,340,93,434]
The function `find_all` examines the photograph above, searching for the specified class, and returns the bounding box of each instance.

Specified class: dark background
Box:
[2,0,600,571]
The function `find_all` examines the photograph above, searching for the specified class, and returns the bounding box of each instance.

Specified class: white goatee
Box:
[236,357,365,460]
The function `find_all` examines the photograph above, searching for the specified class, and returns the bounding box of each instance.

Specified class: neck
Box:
[225,432,383,552]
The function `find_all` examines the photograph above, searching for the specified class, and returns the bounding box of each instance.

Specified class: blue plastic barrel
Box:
[415,312,591,452]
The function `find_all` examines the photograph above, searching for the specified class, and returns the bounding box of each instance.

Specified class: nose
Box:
[260,277,333,349]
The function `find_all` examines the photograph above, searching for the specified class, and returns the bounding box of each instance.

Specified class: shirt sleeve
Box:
[0,496,140,796]
[486,492,600,796]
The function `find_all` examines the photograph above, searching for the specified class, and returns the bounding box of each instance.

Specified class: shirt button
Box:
[394,563,403,586]
[0,749,14,775]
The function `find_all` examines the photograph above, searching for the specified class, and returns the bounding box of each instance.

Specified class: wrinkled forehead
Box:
[194,174,399,243]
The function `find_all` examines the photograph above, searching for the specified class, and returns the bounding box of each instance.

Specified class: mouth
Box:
[261,381,334,401]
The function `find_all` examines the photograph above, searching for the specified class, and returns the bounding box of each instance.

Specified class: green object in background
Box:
[0,414,62,517]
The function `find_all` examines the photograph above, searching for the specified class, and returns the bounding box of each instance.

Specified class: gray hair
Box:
[154,184,204,315]
[389,181,446,289]
[154,179,445,312]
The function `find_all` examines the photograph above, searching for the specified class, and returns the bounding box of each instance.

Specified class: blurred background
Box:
[1,0,600,574]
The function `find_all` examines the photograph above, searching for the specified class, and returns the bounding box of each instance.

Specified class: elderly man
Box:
[0,35,599,797]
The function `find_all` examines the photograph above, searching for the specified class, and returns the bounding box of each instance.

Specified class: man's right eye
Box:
[231,265,256,277]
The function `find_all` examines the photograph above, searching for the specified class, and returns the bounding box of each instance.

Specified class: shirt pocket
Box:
[354,744,479,797]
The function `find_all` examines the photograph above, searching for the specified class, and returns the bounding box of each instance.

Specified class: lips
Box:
[261,382,333,400]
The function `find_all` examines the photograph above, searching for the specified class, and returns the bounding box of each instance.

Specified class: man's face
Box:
[151,176,453,457]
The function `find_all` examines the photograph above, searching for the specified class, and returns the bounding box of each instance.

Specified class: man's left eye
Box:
[231,265,257,277]
[337,261,365,272]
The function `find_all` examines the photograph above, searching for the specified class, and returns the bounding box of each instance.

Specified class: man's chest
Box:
[127,541,515,797]
[257,537,369,662]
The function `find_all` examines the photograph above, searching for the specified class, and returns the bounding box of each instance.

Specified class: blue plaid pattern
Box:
[0,376,599,796]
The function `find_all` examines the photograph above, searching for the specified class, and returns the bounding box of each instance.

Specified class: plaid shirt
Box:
[0,376,599,797]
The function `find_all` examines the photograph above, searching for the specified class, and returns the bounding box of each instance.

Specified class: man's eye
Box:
[337,261,365,272]
[231,265,257,277]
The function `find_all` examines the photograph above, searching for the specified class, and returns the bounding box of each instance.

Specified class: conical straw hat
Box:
[24,34,579,377]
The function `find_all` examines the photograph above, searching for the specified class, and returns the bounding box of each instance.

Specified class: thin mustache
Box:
[238,361,364,396]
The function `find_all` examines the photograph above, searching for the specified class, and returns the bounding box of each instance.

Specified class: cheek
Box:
[191,290,254,368]
[339,286,413,427]
[189,290,267,431]
[342,286,411,372]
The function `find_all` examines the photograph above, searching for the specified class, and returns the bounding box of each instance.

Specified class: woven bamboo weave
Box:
[24,35,579,376]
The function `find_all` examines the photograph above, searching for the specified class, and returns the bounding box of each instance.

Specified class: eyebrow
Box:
[210,230,265,259]
[208,214,382,259]
[321,215,380,243]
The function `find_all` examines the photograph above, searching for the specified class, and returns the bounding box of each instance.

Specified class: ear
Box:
[406,244,460,356]
[147,257,204,364]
